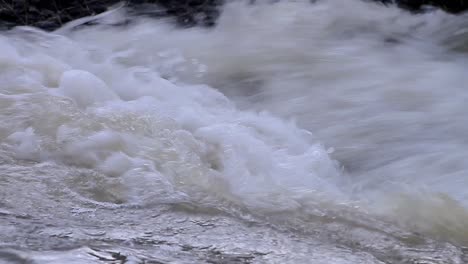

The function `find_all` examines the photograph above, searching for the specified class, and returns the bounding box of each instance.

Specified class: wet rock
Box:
[0,0,222,31]
[375,0,468,13]
[0,0,467,31]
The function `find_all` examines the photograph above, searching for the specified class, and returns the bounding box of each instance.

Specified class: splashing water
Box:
[1,0,468,263]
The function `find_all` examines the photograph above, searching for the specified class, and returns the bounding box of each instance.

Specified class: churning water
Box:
[1,0,468,263]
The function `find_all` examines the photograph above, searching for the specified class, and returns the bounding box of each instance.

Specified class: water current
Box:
[1,0,468,263]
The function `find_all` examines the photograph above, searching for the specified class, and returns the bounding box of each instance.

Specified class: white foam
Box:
[6,127,42,161]
[1,0,468,223]
[0,23,344,213]
[58,70,119,107]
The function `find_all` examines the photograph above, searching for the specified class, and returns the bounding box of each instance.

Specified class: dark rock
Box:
[0,0,467,31]
[0,0,223,31]
[375,0,468,13]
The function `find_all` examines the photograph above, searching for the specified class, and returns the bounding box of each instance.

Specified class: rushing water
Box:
[1,0,468,263]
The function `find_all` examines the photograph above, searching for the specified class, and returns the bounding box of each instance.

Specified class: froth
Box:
[2,0,468,244]
[0,20,343,212]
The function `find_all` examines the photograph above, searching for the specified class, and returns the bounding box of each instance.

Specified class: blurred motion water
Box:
[1,0,468,263]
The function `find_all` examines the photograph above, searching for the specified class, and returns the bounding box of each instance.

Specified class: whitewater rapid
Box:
[1,0,468,263]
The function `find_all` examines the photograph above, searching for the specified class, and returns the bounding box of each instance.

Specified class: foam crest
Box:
[0,24,343,211]
[2,0,468,244]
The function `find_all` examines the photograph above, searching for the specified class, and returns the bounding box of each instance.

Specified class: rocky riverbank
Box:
[1,1,468,31]
[1,0,467,31]
[0,0,222,30]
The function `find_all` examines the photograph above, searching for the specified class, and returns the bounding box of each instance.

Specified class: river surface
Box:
[1,1,468,263]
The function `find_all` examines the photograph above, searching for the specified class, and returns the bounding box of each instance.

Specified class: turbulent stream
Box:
[1,0,468,263]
